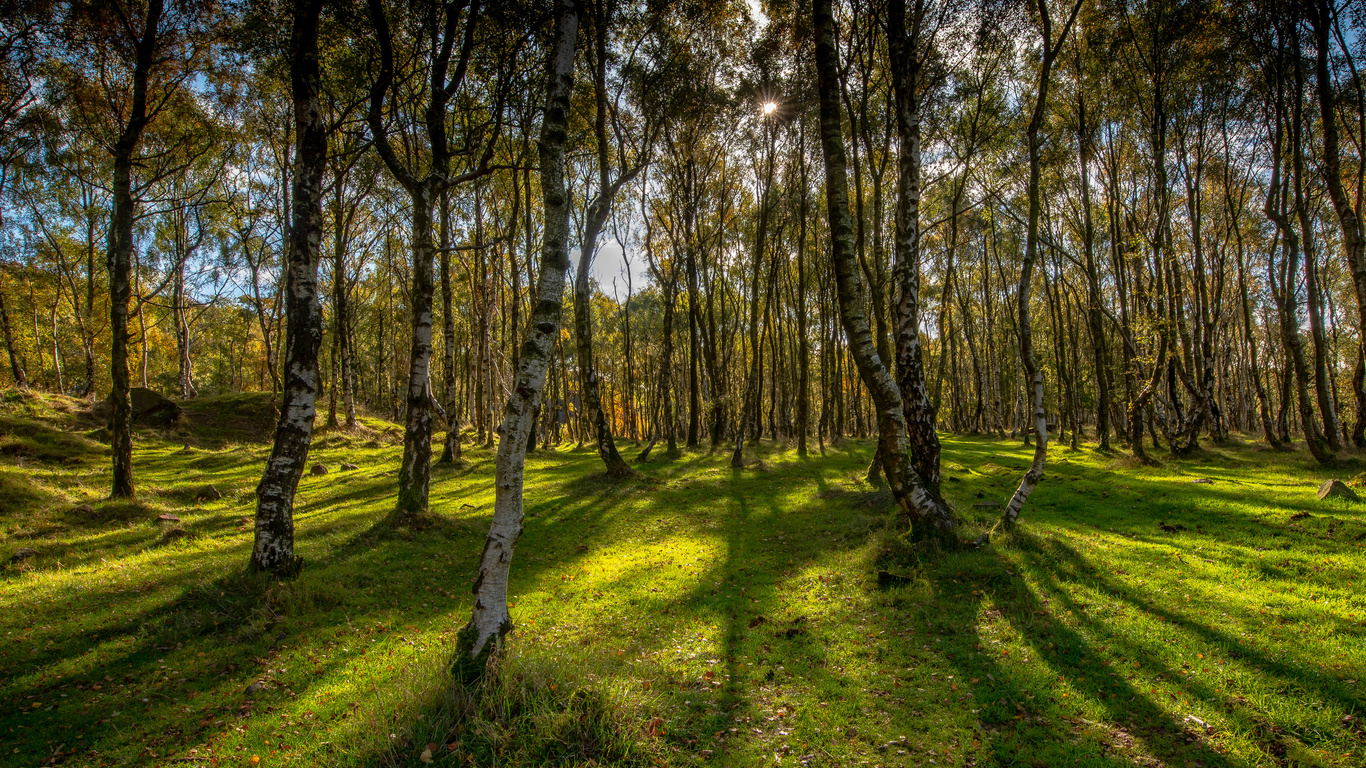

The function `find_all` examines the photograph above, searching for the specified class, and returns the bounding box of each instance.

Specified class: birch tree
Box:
[459,0,576,669]
[251,0,327,576]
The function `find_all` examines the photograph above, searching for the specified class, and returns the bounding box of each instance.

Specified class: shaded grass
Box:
[0,390,1363,767]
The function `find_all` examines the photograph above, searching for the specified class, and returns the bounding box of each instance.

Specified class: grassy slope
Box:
[1,389,1364,768]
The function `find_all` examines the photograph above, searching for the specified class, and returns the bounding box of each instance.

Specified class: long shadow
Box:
[872,541,1244,767]
[1019,532,1366,718]
[1,444,640,765]
[352,442,869,766]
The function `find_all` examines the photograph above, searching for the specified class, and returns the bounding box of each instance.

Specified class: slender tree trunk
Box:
[1003,0,1080,527]
[1076,64,1109,450]
[439,190,463,463]
[796,121,810,457]
[734,120,776,467]
[461,0,576,666]
[106,0,165,499]
[251,0,326,575]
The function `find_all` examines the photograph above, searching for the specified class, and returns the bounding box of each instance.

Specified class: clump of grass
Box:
[386,646,663,768]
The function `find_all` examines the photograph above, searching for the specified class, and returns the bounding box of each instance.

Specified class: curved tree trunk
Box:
[251,0,326,575]
[1002,0,1081,528]
[460,0,576,667]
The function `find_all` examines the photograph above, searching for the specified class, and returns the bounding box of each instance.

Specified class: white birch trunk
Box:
[459,0,577,667]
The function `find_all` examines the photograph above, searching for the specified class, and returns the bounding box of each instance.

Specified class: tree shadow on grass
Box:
[1017,531,1366,722]
[352,442,866,767]
[871,537,1244,768]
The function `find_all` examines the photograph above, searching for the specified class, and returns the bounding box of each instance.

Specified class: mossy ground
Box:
[2,389,1364,767]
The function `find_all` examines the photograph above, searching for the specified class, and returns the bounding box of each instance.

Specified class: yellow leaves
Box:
[419,743,436,763]
[250,757,260,766]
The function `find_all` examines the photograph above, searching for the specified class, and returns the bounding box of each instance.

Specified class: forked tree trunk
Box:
[251,0,326,575]
[814,0,953,541]
[1309,0,1366,447]
[459,0,576,667]
[572,5,635,477]
[106,0,165,499]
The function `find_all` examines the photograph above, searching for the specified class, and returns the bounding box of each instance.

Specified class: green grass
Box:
[2,388,1365,767]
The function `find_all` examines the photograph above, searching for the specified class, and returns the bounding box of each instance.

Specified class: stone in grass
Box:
[1191,478,1214,484]
[157,513,181,524]
[310,463,328,476]
[8,547,38,564]
[340,462,358,471]
[1316,479,1360,502]
[195,484,222,502]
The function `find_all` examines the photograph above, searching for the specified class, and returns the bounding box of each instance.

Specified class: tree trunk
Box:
[439,190,462,464]
[395,188,438,515]
[251,0,326,575]
[814,0,954,541]
[460,0,576,668]
[1310,0,1366,447]
[0,281,24,387]
[1003,0,1080,527]
[1075,60,1110,450]
[106,0,165,499]
[887,0,940,487]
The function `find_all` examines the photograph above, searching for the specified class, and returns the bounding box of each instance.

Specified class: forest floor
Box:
[1,389,1365,768]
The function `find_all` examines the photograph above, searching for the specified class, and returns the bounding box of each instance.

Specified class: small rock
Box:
[310,463,328,476]
[157,513,181,523]
[74,503,95,516]
[195,484,221,502]
[340,462,358,471]
[1317,479,1359,502]
[1158,521,1187,533]
[8,547,38,563]
[1191,478,1213,484]
[160,527,191,544]
[245,680,267,695]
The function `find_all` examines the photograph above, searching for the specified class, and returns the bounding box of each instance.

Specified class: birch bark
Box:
[814,0,954,541]
[459,0,576,666]
[251,0,327,575]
